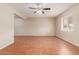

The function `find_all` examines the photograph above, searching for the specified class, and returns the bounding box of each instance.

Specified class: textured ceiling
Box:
[11,3,74,18]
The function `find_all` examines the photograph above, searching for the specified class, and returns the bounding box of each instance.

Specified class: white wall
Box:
[56,4,79,47]
[0,4,24,49]
[15,17,56,36]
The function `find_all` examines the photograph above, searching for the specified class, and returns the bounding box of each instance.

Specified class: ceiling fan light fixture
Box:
[36,10,42,14]
[34,10,44,14]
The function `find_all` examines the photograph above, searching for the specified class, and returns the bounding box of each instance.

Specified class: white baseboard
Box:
[0,40,14,50]
[56,35,79,47]
[14,34,55,36]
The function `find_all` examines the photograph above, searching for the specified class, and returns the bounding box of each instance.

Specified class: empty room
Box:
[0,3,79,55]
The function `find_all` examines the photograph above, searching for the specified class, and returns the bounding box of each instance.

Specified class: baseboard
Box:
[56,35,79,47]
[0,40,14,50]
[14,34,55,36]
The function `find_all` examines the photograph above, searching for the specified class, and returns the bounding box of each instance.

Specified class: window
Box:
[61,15,74,32]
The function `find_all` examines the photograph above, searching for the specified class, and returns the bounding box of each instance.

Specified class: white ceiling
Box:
[11,3,74,18]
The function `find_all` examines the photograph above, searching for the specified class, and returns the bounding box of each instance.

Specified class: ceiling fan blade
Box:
[29,7,36,9]
[42,11,45,14]
[43,8,51,10]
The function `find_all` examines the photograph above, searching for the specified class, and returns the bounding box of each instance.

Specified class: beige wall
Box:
[0,4,24,49]
[15,17,56,36]
[56,4,79,47]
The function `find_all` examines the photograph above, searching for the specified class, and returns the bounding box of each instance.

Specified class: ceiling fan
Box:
[28,3,51,14]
